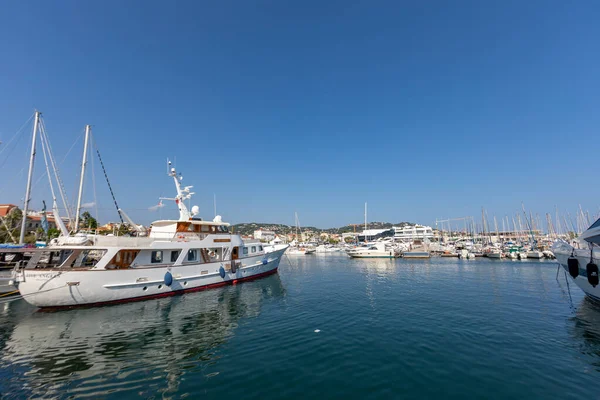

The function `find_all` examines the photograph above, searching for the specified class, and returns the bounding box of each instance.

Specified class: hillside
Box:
[232,221,416,236]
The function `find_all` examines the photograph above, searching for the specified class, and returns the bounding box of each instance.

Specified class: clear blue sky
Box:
[1,0,599,229]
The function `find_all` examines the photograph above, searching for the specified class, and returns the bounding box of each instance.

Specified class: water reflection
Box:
[0,275,285,398]
[571,298,600,369]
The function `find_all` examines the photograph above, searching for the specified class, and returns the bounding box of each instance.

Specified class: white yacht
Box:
[287,246,316,255]
[553,219,600,302]
[484,247,503,259]
[526,250,544,259]
[346,242,400,258]
[14,163,288,309]
[315,244,339,253]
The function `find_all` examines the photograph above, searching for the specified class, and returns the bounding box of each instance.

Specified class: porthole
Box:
[158,284,163,289]
[143,286,148,291]
[183,281,188,286]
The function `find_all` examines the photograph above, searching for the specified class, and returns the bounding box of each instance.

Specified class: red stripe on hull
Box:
[39,267,279,311]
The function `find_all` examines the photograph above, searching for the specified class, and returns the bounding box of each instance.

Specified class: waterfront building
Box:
[342,232,359,242]
[393,225,434,241]
[253,229,276,241]
[0,204,69,236]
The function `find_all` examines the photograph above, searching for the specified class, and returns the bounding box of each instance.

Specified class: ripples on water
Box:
[1,256,599,399]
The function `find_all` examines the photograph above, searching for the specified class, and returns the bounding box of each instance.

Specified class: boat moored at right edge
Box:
[553,218,600,301]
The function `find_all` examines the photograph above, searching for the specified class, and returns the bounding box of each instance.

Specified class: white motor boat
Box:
[484,247,503,259]
[287,246,316,255]
[459,249,476,260]
[315,244,339,253]
[346,243,400,258]
[487,250,503,259]
[14,163,289,309]
[553,218,600,302]
[527,250,544,259]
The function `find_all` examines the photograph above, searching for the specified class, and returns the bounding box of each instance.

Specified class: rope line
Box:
[92,136,123,224]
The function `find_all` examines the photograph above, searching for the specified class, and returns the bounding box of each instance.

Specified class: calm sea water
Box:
[1,255,599,399]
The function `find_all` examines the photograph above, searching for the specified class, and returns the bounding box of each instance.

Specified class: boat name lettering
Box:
[25,273,60,279]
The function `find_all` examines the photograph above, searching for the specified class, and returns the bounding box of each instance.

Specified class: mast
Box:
[555,206,561,237]
[39,125,69,237]
[295,212,298,240]
[364,202,367,241]
[494,216,499,240]
[19,110,41,244]
[74,125,90,230]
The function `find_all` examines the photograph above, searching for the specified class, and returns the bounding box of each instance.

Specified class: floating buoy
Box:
[164,271,173,286]
[568,257,579,278]
[219,266,225,279]
[586,263,599,287]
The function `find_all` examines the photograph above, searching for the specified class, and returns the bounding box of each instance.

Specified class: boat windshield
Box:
[27,249,107,269]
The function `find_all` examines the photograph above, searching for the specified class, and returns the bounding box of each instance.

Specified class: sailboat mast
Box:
[74,125,91,230]
[364,202,367,242]
[19,110,41,244]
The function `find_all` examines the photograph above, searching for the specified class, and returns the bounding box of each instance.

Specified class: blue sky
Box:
[1,0,599,229]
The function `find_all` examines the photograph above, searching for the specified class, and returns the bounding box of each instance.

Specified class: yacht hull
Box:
[17,247,287,309]
[403,252,430,259]
[554,241,600,302]
[347,254,398,258]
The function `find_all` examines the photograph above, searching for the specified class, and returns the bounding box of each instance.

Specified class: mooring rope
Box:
[0,283,69,305]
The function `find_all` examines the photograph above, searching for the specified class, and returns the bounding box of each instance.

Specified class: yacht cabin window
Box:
[171,250,181,263]
[187,249,198,262]
[259,245,263,251]
[243,247,248,255]
[151,251,163,263]
[251,246,257,253]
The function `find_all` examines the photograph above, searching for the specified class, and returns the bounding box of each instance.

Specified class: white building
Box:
[393,225,434,241]
[253,229,276,241]
[342,232,359,242]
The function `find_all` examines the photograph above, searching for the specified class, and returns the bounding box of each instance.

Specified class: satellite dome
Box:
[213,215,222,223]
[191,205,200,215]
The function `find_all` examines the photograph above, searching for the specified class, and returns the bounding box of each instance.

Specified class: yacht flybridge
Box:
[15,162,289,308]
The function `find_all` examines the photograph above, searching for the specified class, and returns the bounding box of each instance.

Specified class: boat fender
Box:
[231,262,237,273]
[262,258,268,265]
[567,257,579,278]
[219,266,226,279]
[164,271,173,286]
[586,263,599,287]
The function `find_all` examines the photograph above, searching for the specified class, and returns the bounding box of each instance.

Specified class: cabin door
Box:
[232,247,239,260]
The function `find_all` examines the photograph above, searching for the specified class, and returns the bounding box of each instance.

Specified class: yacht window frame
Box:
[187,249,198,262]
[151,250,163,263]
